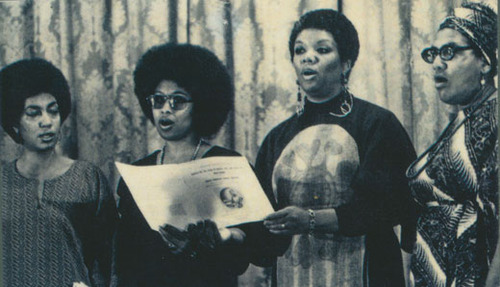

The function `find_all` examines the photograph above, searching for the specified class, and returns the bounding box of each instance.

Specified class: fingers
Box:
[263,206,309,235]
[199,219,221,250]
[266,221,291,233]
[267,222,294,235]
[161,219,242,257]
[264,208,290,220]
[264,220,287,231]
[159,224,190,255]
[269,229,292,235]
[264,206,298,229]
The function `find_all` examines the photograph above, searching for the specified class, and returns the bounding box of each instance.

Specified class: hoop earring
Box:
[296,82,304,116]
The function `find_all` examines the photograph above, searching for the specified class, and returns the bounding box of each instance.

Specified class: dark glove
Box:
[158,224,192,256]
[159,220,222,259]
[190,219,222,252]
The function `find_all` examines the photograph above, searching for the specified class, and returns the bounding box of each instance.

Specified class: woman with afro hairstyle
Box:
[0,58,117,287]
[256,9,417,287]
[115,43,287,287]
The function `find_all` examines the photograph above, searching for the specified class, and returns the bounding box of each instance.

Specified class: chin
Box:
[35,145,56,153]
[160,133,187,142]
[438,91,455,105]
[302,85,320,95]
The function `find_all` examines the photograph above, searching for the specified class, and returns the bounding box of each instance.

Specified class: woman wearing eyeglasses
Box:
[115,43,282,287]
[407,3,498,286]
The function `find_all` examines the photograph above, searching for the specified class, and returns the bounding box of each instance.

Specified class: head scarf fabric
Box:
[439,2,497,75]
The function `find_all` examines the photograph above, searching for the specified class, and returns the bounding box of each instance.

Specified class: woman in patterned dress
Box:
[407,3,498,286]
[256,9,417,287]
[0,58,117,287]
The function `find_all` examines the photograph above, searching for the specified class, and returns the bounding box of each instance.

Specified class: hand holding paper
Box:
[115,156,274,231]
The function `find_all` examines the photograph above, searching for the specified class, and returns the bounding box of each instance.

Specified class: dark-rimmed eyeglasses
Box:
[146,94,193,110]
[421,44,473,64]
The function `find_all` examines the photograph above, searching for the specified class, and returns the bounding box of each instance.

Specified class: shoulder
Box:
[68,161,112,190]
[204,146,242,157]
[353,97,397,121]
[351,97,406,133]
[71,160,105,177]
[2,160,16,172]
[260,115,298,146]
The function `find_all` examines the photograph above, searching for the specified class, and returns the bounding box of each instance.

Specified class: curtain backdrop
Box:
[0,0,496,286]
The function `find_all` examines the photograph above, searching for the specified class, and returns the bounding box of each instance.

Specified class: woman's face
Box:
[293,29,350,102]
[431,28,489,106]
[17,93,61,152]
[152,80,195,141]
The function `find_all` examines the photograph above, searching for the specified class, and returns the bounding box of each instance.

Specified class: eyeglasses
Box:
[421,44,473,64]
[146,94,193,110]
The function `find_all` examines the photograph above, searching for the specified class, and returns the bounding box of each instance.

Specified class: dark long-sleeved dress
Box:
[408,85,498,287]
[115,145,286,287]
[1,160,117,287]
[255,94,417,287]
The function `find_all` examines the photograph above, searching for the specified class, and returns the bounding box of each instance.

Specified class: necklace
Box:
[158,138,204,165]
[329,92,353,118]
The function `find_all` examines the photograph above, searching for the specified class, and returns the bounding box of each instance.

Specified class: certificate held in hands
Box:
[115,156,274,231]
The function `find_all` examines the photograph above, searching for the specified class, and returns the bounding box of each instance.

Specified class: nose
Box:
[432,56,447,72]
[159,100,174,114]
[38,112,53,128]
[301,51,318,64]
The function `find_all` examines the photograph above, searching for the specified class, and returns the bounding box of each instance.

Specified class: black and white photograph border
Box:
[0,0,498,286]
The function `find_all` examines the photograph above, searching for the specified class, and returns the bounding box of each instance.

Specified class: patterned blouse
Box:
[408,85,498,287]
[2,160,117,287]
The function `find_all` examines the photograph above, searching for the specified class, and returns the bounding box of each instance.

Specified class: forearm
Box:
[402,249,413,287]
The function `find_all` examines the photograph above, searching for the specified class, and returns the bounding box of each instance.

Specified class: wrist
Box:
[311,209,339,233]
[308,209,316,234]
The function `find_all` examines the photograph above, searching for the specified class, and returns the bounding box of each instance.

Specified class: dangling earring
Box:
[13,127,22,143]
[480,73,486,86]
[341,72,349,92]
[296,81,304,116]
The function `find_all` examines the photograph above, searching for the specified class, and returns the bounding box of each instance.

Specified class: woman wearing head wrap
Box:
[255,9,417,286]
[0,58,117,287]
[407,3,498,286]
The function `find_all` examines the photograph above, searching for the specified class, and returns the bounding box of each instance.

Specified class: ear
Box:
[342,60,352,76]
[480,60,491,76]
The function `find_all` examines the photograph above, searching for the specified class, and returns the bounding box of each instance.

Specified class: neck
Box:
[459,84,488,110]
[306,88,343,103]
[17,148,57,178]
[161,134,201,164]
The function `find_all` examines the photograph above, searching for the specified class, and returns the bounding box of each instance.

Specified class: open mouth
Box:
[434,75,448,86]
[302,69,318,80]
[159,118,174,129]
[39,132,56,142]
